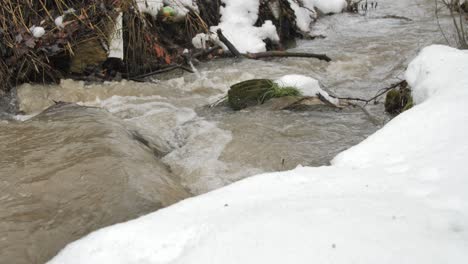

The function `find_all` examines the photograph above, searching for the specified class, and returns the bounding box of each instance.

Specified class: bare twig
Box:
[129,64,194,81]
[435,0,452,45]
[330,80,406,105]
[348,101,383,126]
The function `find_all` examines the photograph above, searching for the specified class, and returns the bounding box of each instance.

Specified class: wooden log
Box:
[215,29,331,62]
[245,51,331,62]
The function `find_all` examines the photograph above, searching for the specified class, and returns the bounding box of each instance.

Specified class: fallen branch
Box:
[377,15,413,21]
[215,29,331,62]
[129,64,194,81]
[245,51,331,62]
[316,93,341,107]
[216,29,242,58]
[208,95,228,108]
[331,80,406,105]
[348,101,383,126]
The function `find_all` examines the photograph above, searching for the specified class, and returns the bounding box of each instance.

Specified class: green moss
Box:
[228,79,274,110]
[228,79,301,110]
[402,95,414,112]
[385,87,413,115]
[70,39,108,73]
[265,83,301,99]
[384,89,401,114]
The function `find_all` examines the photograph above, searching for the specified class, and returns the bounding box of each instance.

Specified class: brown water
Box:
[0,0,455,263]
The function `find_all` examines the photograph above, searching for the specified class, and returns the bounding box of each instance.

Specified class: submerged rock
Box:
[0,104,189,264]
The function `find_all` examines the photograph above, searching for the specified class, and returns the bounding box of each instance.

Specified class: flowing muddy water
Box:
[0,0,453,263]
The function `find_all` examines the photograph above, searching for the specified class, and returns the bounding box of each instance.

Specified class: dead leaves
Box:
[152,42,172,64]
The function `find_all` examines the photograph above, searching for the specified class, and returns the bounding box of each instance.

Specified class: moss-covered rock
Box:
[70,39,108,73]
[402,94,414,112]
[228,79,274,110]
[227,79,302,110]
[384,81,413,115]
[384,89,401,114]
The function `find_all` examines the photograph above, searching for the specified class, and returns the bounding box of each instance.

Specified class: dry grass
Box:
[0,0,123,91]
[436,0,468,49]
[0,0,214,92]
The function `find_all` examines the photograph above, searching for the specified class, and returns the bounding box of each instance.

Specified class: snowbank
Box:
[192,0,347,51]
[48,45,468,264]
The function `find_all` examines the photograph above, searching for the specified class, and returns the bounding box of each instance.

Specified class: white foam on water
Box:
[81,94,235,194]
[11,114,37,121]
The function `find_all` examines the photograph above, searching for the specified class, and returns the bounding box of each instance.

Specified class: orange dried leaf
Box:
[164,54,171,64]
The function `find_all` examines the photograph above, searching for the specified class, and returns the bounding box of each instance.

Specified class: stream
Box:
[0,0,453,263]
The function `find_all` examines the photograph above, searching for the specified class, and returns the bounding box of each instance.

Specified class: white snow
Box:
[192,0,348,50]
[48,45,468,264]
[30,26,45,38]
[314,0,347,14]
[208,0,280,53]
[405,45,468,104]
[275,74,339,104]
[108,13,124,59]
[288,0,317,32]
[288,0,346,31]
[55,16,64,29]
[54,8,76,28]
[191,33,220,50]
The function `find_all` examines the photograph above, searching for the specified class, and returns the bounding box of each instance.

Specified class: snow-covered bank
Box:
[48,45,468,263]
[210,0,280,53]
[193,0,347,53]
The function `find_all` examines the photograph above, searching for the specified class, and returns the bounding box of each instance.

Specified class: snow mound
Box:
[405,45,468,104]
[207,0,280,53]
[192,0,347,51]
[275,74,339,104]
[333,45,468,169]
[314,0,347,14]
[48,46,468,264]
